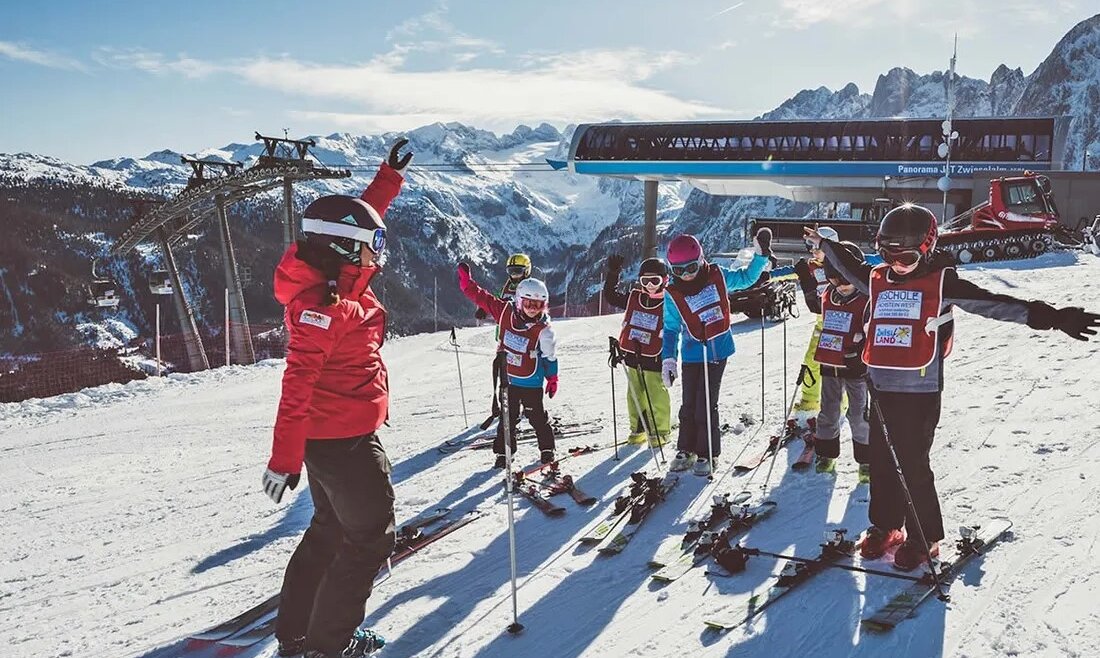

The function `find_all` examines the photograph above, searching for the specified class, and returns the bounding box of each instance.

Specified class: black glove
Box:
[607,254,625,273]
[1028,302,1100,341]
[754,227,773,257]
[388,138,413,173]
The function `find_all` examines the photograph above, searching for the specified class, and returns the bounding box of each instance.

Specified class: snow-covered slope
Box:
[3,252,1099,658]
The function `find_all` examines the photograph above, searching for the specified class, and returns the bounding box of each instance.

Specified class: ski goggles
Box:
[302,217,387,255]
[639,274,665,288]
[877,246,922,267]
[669,260,702,278]
[506,265,528,278]
[519,297,547,313]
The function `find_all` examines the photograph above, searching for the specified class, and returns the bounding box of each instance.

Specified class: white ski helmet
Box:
[817,226,840,242]
[515,277,549,302]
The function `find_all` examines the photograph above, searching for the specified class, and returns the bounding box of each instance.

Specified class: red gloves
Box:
[545,375,559,398]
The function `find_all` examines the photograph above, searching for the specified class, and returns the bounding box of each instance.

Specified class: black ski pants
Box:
[275,434,396,655]
[868,390,945,544]
[494,384,555,455]
[676,359,727,459]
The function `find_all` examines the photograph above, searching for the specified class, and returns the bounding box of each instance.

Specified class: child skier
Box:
[792,226,840,413]
[458,263,559,468]
[263,139,410,658]
[807,204,1100,570]
[474,253,532,321]
[603,254,672,447]
[663,229,773,476]
[810,241,871,480]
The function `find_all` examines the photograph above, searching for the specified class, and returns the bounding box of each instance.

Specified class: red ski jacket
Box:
[268,163,404,474]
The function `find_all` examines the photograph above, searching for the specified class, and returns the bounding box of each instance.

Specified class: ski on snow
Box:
[579,473,665,544]
[187,508,480,652]
[702,528,857,631]
[651,500,778,583]
[862,518,1013,631]
[596,473,680,555]
[535,462,597,506]
[734,419,814,473]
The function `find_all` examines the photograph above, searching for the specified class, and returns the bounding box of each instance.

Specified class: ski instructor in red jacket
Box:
[262,139,412,658]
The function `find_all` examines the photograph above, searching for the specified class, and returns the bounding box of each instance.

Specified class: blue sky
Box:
[1,0,1094,163]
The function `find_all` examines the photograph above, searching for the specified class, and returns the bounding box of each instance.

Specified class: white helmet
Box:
[516,277,549,302]
[817,226,840,242]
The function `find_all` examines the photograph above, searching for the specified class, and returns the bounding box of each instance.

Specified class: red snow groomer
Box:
[938,172,1080,264]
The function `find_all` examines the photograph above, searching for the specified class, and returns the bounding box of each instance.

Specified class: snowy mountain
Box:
[3,252,1099,658]
[2,14,1099,354]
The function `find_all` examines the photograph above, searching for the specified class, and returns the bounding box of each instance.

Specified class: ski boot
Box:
[859,526,905,560]
[277,636,306,657]
[857,463,871,484]
[668,451,696,472]
[627,431,648,445]
[814,455,836,474]
[693,457,716,477]
[540,449,555,464]
[304,629,386,658]
[493,454,507,470]
[893,539,940,572]
[648,434,668,448]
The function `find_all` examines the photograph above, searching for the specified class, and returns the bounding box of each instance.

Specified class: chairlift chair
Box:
[87,259,121,308]
[149,268,173,295]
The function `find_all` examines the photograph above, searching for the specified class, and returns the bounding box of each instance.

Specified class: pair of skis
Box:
[648,496,778,582]
[578,472,680,555]
[439,419,604,453]
[183,507,482,653]
[702,519,1012,632]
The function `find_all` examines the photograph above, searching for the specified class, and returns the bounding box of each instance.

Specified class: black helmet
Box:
[301,195,386,265]
[876,204,937,259]
[639,257,668,277]
[824,241,865,284]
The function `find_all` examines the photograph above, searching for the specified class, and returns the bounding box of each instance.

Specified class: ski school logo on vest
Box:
[873,290,923,320]
[873,324,913,347]
[686,285,723,325]
[822,309,853,333]
[502,330,529,366]
[627,308,659,345]
[817,333,844,352]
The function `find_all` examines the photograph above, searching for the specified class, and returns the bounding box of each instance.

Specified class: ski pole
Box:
[868,382,948,601]
[701,338,716,481]
[760,313,765,425]
[750,357,803,504]
[450,327,469,427]
[635,364,668,464]
[621,362,664,470]
[608,337,620,461]
[497,354,524,634]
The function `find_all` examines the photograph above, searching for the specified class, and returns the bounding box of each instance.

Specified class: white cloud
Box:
[716,40,738,51]
[772,0,902,29]
[100,44,721,132]
[0,40,85,70]
[93,48,222,78]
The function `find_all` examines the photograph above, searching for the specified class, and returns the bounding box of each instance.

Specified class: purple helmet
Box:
[667,234,703,265]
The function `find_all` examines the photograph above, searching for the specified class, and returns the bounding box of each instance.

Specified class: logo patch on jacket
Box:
[299,309,333,330]
[873,324,912,347]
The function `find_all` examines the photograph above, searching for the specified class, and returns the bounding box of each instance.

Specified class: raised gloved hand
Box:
[754,227,773,257]
[607,254,625,273]
[802,226,824,250]
[545,375,559,398]
[661,358,678,388]
[262,468,300,504]
[457,262,473,289]
[1028,302,1100,341]
[388,138,413,174]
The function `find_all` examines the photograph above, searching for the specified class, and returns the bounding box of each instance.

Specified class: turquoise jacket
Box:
[662,254,770,364]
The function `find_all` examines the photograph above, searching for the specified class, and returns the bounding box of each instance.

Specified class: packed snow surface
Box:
[3,253,1099,658]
